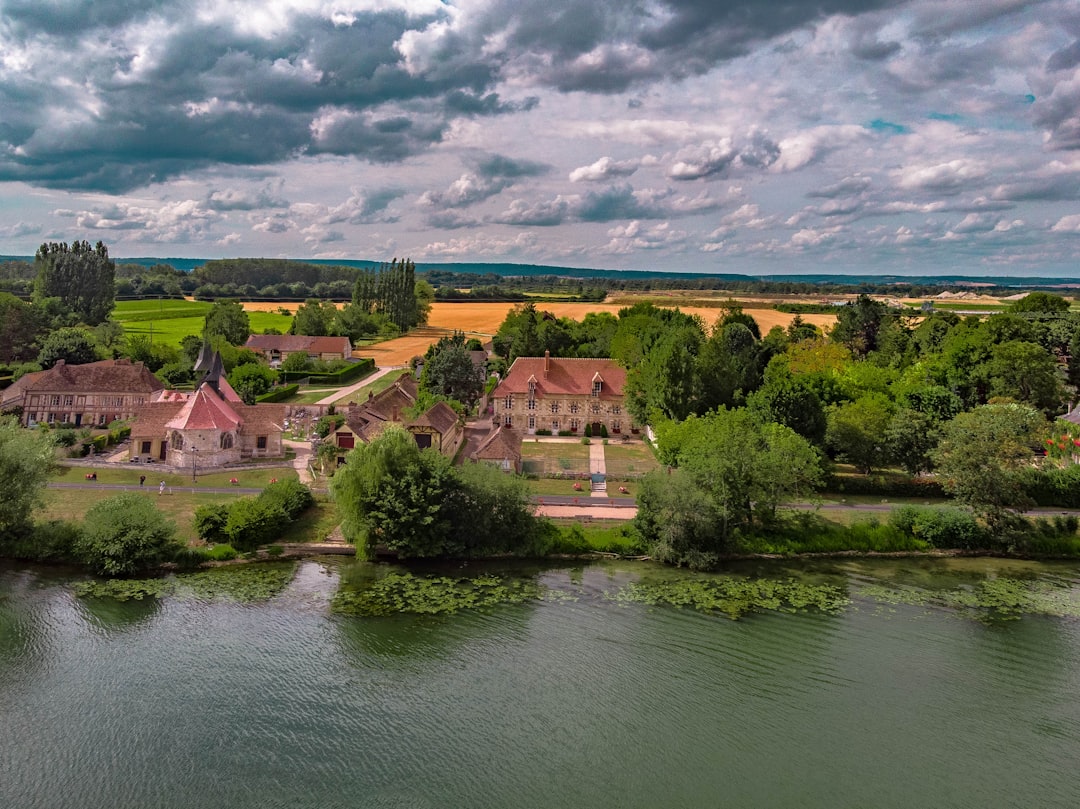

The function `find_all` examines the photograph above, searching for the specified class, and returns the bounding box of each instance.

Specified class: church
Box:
[127,347,286,468]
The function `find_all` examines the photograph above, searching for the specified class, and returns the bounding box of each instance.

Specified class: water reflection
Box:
[74,594,161,632]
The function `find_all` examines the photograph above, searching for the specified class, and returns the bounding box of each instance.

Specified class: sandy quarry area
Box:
[243,299,838,367]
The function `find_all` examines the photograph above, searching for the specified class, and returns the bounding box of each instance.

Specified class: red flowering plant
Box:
[1041,421,1080,464]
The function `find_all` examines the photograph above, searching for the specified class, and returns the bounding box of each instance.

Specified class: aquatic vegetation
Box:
[607,577,850,619]
[331,572,546,616]
[73,562,297,603]
[857,578,1080,619]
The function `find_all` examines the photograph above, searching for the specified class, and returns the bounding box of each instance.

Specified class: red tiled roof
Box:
[494,356,625,399]
[408,401,459,434]
[7,359,164,396]
[245,334,351,355]
[472,426,522,461]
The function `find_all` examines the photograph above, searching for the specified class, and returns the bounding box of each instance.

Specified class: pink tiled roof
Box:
[165,385,242,431]
[494,356,626,399]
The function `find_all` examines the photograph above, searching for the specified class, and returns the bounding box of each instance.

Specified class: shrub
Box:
[557,430,574,437]
[203,543,239,561]
[0,520,82,563]
[890,505,986,549]
[257,479,314,520]
[584,424,592,438]
[599,424,608,438]
[54,429,78,447]
[76,493,181,576]
[535,429,552,436]
[256,384,300,403]
[581,437,591,445]
[193,503,231,544]
[315,413,345,438]
[223,497,285,552]
[265,545,285,558]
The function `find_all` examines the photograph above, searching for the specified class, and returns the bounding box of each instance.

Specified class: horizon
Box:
[1,1,1078,276]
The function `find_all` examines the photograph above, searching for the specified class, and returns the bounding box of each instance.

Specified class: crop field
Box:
[118,296,836,365]
[114,299,293,348]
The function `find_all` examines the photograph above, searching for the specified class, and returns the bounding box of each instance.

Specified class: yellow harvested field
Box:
[242,300,836,367]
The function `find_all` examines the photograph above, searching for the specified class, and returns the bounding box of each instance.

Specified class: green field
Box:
[52,464,298,489]
[113,300,293,348]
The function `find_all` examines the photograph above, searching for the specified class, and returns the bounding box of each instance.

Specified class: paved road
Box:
[50,482,265,495]
[316,364,405,405]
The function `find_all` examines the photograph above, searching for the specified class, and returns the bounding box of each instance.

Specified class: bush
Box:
[315,413,345,438]
[599,424,608,438]
[0,520,82,563]
[581,437,591,445]
[256,383,300,403]
[584,424,592,438]
[890,505,986,549]
[193,503,231,544]
[557,430,574,437]
[223,497,285,551]
[823,473,945,499]
[54,429,78,447]
[535,429,552,436]
[76,493,181,576]
[258,479,315,520]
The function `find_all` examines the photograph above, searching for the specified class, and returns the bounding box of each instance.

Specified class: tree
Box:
[1009,292,1070,314]
[290,299,338,336]
[747,365,827,445]
[986,341,1063,414]
[122,334,180,372]
[331,427,461,557]
[420,333,486,409]
[932,403,1043,526]
[825,394,894,473]
[330,426,543,558]
[228,363,278,404]
[37,327,100,368]
[642,408,822,563]
[281,351,312,373]
[203,300,251,345]
[0,417,56,538]
[0,293,45,362]
[75,492,181,576]
[33,240,115,325]
[625,325,704,423]
[831,294,888,356]
[885,408,940,476]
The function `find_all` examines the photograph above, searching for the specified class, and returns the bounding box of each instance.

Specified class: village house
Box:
[332,372,464,463]
[0,358,164,428]
[128,351,285,467]
[470,425,523,473]
[244,334,353,366]
[490,352,632,436]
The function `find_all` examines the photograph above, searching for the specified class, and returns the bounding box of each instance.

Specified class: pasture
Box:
[114,299,293,348]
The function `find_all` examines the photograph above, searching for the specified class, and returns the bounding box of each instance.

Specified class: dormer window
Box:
[528,380,536,396]
[592,380,602,397]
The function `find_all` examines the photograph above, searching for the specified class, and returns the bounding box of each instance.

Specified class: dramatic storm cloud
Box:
[0,0,1078,274]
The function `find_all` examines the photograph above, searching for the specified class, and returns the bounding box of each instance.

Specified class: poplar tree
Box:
[33,240,115,325]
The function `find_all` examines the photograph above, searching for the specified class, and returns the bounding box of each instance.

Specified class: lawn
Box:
[526,477,639,498]
[53,464,297,489]
[274,499,341,544]
[40,487,239,545]
[602,442,660,477]
[520,440,591,460]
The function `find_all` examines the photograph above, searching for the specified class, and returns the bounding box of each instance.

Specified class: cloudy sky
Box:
[1,0,1079,275]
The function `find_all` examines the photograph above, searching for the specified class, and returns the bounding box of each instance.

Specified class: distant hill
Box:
[2,255,1076,288]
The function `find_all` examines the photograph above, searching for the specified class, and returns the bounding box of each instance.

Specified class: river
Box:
[2,556,1079,808]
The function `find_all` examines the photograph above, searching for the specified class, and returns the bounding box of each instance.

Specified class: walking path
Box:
[316,364,404,405]
[589,440,607,497]
[283,439,314,484]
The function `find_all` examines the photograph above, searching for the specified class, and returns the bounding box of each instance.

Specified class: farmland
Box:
[113,296,838,366]
[114,299,292,348]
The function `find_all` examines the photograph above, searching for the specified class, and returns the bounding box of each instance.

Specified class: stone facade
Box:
[491,353,632,436]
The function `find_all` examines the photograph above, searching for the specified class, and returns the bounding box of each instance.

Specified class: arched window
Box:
[220,432,234,450]
[170,431,184,450]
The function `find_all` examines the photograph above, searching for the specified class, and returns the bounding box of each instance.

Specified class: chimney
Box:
[544,350,550,376]
[392,406,400,422]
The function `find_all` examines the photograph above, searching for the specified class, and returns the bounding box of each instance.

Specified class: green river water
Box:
[2,556,1079,808]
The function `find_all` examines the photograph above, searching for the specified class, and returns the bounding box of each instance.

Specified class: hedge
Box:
[279,358,375,385]
[256,383,300,403]
[823,473,945,499]
[193,480,315,551]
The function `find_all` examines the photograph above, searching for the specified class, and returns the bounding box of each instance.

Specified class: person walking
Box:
[158,480,166,496]
[139,475,146,487]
